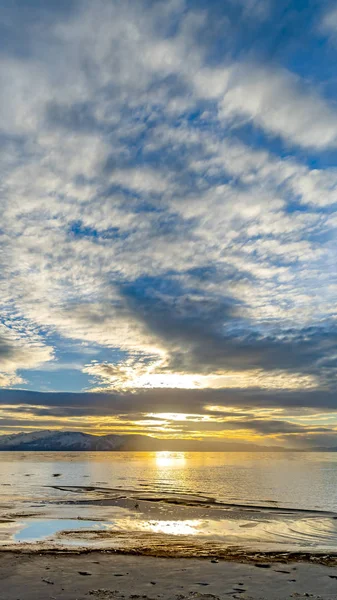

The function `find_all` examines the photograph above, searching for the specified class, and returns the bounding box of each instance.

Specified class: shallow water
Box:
[1,451,337,554]
[14,519,104,542]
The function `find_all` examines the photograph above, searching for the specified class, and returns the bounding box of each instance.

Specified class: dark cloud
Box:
[120,276,337,383]
[0,393,334,446]
[0,0,78,61]
[164,418,333,435]
[0,335,17,359]
[235,419,332,435]
[45,101,102,134]
[1,387,337,414]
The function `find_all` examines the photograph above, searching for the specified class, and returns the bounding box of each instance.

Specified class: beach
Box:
[2,452,337,598]
[2,551,337,600]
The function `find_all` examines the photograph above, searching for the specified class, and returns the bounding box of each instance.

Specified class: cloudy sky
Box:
[1,0,337,447]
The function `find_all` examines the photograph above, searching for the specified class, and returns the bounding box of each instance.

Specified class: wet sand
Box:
[3,465,337,598]
[1,551,337,600]
[3,484,337,555]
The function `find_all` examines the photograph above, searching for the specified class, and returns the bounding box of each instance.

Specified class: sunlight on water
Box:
[2,451,337,553]
[154,451,187,469]
[123,519,201,536]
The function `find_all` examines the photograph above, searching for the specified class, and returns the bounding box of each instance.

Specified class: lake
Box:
[1,451,337,555]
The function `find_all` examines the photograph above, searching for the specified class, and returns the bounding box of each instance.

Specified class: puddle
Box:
[14,519,107,542]
[5,512,337,551]
[2,487,337,553]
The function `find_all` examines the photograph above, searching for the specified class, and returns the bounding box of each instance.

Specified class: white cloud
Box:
[110,168,172,194]
[84,358,318,392]
[0,323,53,387]
[219,63,337,149]
[0,0,336,392]
[0,373,25,388]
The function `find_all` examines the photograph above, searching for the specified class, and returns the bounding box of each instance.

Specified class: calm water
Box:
[1,451,337,554]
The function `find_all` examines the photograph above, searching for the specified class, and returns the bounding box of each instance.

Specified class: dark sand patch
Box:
[3,531,337,567]
[1,552,337,600]
[49,485,336,516]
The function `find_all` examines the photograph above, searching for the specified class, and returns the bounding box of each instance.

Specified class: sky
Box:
[1,0,337,448]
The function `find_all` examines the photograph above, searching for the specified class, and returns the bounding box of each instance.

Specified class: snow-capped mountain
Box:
[0,430,158,450]
[0,430,58,448]
[0,430,112,451]
[0,430,286,451]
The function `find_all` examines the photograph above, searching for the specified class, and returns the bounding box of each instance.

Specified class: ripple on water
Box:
[1,511,337,554]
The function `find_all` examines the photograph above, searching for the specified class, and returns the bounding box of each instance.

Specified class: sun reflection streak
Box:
[138,519,200,535]
[155,451,187,468]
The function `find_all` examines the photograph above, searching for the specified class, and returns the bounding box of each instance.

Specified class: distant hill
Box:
[0,430,291,451]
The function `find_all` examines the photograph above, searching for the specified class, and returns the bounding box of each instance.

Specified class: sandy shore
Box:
[1,552,337,600]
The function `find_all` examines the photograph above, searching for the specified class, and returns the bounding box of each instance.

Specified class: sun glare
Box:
[155,451,187,468]
[139,519,199,535]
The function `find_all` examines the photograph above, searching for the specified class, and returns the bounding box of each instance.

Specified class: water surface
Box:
[1,451,337,555]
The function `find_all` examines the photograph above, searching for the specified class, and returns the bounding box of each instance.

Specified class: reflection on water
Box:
[3,513,337,553]
[2,451,337,554]
[109,514,337,547]
[14,519,104,542]
[2,450,337,511]
[130,519,200,536]
[155,451,187,469]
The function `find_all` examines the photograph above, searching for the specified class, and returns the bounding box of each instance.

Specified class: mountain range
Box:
[0,430,292,452]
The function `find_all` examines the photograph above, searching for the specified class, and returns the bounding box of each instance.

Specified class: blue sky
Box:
[0,0,337,446]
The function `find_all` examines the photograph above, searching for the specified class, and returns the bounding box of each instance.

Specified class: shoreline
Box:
[2,551,337,600]
[2,545,337,567]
